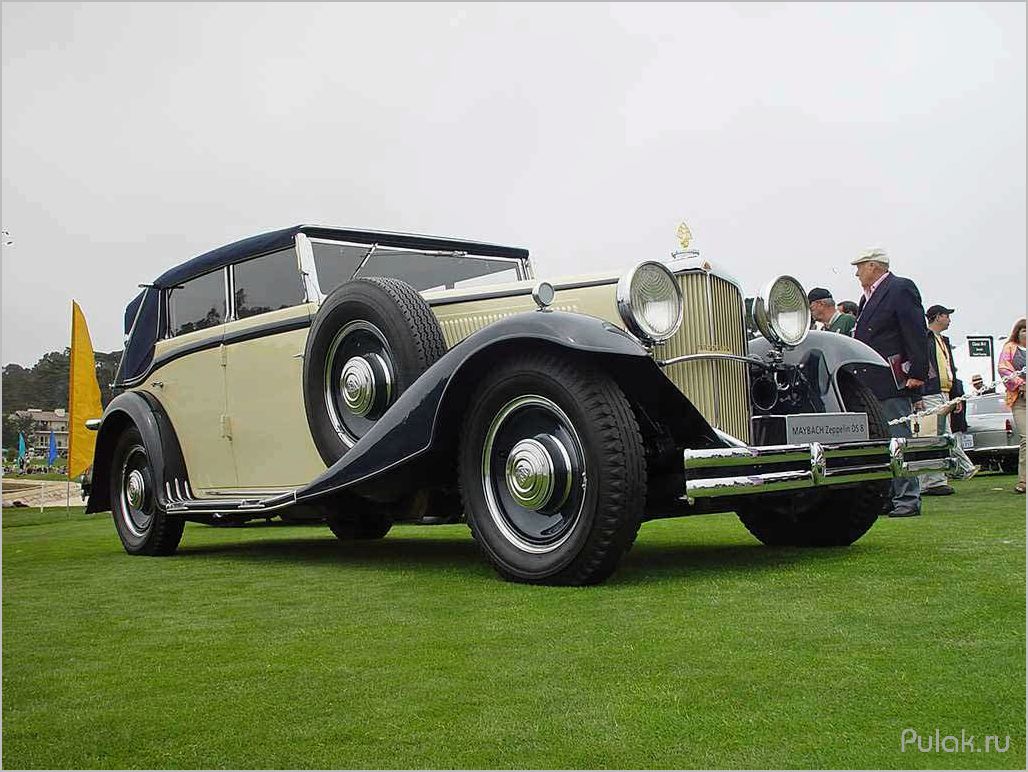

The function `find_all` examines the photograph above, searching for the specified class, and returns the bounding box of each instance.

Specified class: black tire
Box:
[109,426,184,556]
[999,456,1018,475]
[736,373,890,547]
[459,352,646,585]
[327,512,393,540]
[303,277,447,465]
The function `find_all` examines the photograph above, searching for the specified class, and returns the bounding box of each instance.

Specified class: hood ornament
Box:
[672,221,703,263]
[676,221,693,251]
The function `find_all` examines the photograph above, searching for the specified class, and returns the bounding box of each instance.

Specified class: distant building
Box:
[11,408,69,455]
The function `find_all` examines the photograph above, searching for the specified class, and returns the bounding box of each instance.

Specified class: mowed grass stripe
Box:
[3,474,1024,769]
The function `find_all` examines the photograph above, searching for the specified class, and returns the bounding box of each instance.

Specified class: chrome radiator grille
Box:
[658,272,751,442]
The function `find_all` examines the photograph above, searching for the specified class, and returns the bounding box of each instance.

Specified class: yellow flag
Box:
[68,301,104,479]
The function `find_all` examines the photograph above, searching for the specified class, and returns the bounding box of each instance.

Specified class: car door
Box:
[146,267,237,492]
[222,246,326,491]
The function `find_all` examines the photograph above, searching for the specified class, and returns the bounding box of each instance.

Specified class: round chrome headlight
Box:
[616,261,683,343]
[752,275,810,348]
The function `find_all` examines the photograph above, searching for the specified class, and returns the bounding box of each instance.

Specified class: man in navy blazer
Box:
[851,249,929,517]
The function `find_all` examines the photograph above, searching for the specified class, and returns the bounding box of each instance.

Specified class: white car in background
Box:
[963,393,1022,474]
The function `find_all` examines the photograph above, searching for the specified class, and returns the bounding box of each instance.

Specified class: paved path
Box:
[2,478,85,509]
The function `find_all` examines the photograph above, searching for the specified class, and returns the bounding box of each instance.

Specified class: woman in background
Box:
[997,317,1026,493]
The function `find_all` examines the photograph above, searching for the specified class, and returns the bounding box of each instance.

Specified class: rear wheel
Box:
[109,426,184,555]
[459,353,646,585]
[327,511,392,541]
[736,373,890,547]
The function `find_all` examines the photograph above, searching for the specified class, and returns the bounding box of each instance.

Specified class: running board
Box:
[162,478,297,515]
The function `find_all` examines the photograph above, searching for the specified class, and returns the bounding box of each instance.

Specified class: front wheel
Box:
[736,373,890,547]
[459,352,646,585]
[109,426,184,555]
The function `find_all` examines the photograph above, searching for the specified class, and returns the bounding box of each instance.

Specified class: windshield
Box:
[311,240,520,295]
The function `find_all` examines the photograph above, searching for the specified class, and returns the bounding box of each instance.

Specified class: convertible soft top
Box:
[116,225,530,386]
[153,225,530,289]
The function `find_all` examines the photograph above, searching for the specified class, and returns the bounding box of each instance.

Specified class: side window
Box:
[233,248,304,320]
[168,270,226,336]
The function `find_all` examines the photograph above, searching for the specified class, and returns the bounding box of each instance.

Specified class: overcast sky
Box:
[2,2,1025,379]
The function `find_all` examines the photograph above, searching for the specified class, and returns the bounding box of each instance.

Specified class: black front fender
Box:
[293,311,710,503]
[749,330,889,413]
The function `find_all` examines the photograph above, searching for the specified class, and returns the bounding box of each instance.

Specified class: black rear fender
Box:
[86,391,188,514]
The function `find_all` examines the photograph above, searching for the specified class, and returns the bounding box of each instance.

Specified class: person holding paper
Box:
[851,249,929,517]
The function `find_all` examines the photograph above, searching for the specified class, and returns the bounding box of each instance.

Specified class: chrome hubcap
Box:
[324,322,395,447]
[482,395,585,554]
[125,469,146,509]
[505,438,555,511]
[341,356,377,417]
[119,445,154,538]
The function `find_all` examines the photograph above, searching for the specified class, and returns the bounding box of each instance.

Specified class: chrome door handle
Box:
[151,381,164,389]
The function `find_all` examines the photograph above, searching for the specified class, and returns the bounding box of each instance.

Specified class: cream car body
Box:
[139,253,749,498]
[87,225,955,584]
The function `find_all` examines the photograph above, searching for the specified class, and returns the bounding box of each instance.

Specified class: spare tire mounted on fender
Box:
[303,277,447,464]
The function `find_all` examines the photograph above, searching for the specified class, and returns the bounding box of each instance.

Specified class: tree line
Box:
[2,350,121,449]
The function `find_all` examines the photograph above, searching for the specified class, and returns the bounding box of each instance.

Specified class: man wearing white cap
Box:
[851,249,929,517]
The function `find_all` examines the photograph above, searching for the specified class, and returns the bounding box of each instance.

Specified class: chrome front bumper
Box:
[683,436,956,500]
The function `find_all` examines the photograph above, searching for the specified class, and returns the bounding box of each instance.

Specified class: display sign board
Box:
[967,337,993,358]
[784,412,870,444]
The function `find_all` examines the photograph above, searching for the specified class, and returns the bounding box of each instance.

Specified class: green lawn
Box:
[3,472,71,481]
[3,475,1024,769]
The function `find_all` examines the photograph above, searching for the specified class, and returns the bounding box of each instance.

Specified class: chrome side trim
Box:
[203,488,293,497]
[224,265,234,321]
[683,436,956,499]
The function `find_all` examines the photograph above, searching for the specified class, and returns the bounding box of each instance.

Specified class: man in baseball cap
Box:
[920,304,979,493]
[807,287,855,335]
[926,304,955,323]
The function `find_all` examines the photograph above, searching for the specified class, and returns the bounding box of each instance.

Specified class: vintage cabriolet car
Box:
[86,225,953,584]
